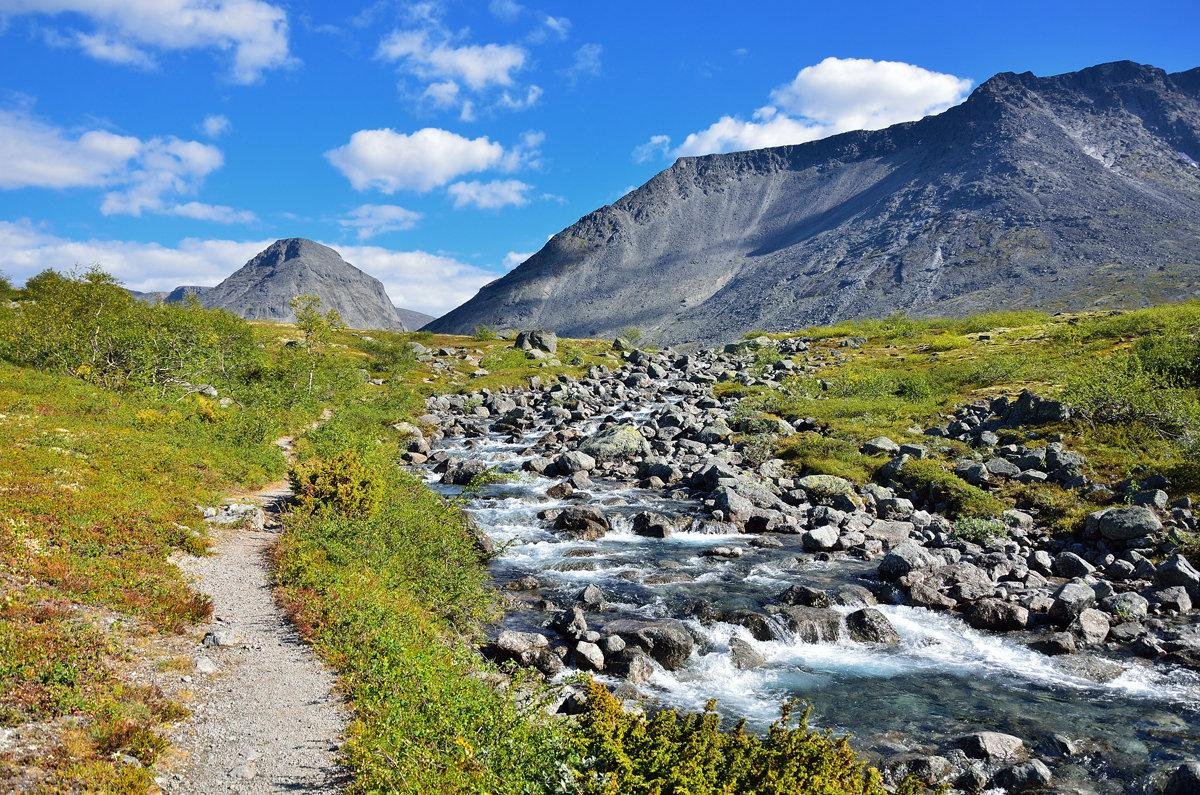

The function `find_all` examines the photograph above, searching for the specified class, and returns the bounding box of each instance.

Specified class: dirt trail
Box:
[159,429,346,793]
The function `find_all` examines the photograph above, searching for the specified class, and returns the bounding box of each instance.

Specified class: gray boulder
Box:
[581,425,650,459]
[604,620,695,670]
[879,541,937,580]
[845,608,901,644]
[1096,505,1162,541]
[956,731,1026,762]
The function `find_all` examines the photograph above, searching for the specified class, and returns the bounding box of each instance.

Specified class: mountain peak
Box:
[166,239,431,330]
[428,59,1200,346]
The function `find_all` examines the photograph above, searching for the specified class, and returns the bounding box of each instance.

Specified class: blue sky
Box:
[1,0,1197,315]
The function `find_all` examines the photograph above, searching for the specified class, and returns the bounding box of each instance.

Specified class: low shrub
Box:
[891,458,1005,519]
[290,450,383,518]
[473,324,499,341]
[953,517,1007,543]
[572,680,912,795]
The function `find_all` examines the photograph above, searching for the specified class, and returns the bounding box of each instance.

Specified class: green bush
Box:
[1064,352,1200,439]
[953,517,1007,543]
[289,450,383,518]
[891,458,1005,519]
[473,323,499,341]
[572,680,911,795]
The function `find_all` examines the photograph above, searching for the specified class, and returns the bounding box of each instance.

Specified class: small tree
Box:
[291,294,345,392]
[0,272,15,301]
[620,326,643,344]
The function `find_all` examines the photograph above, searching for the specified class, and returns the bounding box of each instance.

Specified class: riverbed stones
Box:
[956,731,1026,762]
[845,608,901,644]
[631,511,676,538]
[1095,505,1162,541]
[802,525,839,551]
[1155,553,1200,592]
[574,641,605,671]
[555,450,596,474]
[554,506,610,540]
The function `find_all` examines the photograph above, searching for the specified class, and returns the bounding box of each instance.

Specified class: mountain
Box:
[166,239,426,331]
[427,61,1200,345]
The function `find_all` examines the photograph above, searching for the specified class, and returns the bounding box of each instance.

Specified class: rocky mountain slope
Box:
[427,61,1200,345]
[166,238,426,330]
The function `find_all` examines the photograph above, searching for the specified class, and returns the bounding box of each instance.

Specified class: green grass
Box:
[739,304,1200,500]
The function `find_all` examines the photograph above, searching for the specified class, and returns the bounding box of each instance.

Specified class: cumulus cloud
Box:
[325,127,507,193]
[0,108,252,221]
[631,134,671,164]
[201,114,231,138]
[637,57,972,159]
[376,11,544,117]
[502,250,532,269]
[0,220,498,316]
[0,0,295,84]
[565,43,602,84]
[336,245,497,315]
[338,203,423,239]
[447,179,532,210]
[326,127,543,203]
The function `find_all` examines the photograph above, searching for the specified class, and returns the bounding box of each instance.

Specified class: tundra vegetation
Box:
[2,269,1199,791]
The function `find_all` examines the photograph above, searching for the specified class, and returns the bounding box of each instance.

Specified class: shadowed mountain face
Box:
[427,61,1200,345]
[166,239,428,331]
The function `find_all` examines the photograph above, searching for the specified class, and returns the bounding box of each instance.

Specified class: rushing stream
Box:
[423,399,1200,793]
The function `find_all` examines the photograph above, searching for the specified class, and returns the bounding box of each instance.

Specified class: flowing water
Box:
[424,417,1200,792]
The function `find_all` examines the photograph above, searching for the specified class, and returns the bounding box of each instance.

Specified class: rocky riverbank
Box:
[410,334,1200,793]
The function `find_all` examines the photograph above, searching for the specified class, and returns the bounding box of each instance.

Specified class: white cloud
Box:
[769,57,973,131]
[378,29,526,90]
[447,179,532,210]
[0,109,141,189]
[325,127,507,193]
[0,220,498,316]
[336,245,496,315]
[422,80,460,108]
[565,43,602,84]
[0,107,251,219]
[201,114,231,138]
[631,133,671,163]
[502,250,532,269]
[167,201,256,223]
[642,57,972,158]
[338,203,423,239]
[0,0,295,84]
[498,84,542,110]
[488,0,523,21]
[542,15,570,39]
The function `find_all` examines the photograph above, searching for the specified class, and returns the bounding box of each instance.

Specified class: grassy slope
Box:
[732,305,1200,531]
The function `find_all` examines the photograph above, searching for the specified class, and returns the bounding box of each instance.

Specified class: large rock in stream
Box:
[580,425,650,459]
[603,619,695,670]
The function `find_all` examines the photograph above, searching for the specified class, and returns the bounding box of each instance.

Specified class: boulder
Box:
[796,474,863,509]
[1050,581,1097,626]
[956,731,1026,762]
[1165,762,1200,795]
[1155,554,1200,591]
[631,511,676,539]
[845,608,901,644]
[779,606,843,643]
[604,619,695,670]
[861,436,900,455]
[802,525,840,551]
[729,637,766,669]
[580,424,650,459]
[554,506,610,540]
[967,598,1030,631]
[1075,608,1111,644]
[1096,505,1162,541]
[514,329,557,354]
[555,450,596,474]
[574,641,605,672]
[996,760,1053,791]
[1053,551,1096,578]
[878,541,937,580]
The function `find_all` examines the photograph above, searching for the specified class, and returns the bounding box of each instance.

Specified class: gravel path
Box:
[162,446,347,793]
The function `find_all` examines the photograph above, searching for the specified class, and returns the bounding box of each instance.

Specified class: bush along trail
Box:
[417,310,1200,794]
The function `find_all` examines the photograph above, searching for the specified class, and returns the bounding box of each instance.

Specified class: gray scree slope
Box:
[427,61,1200,346]
[167,238,428,330]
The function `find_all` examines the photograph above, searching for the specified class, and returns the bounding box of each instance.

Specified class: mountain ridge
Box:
[160,239,432,331]
[427,60,1200,345]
